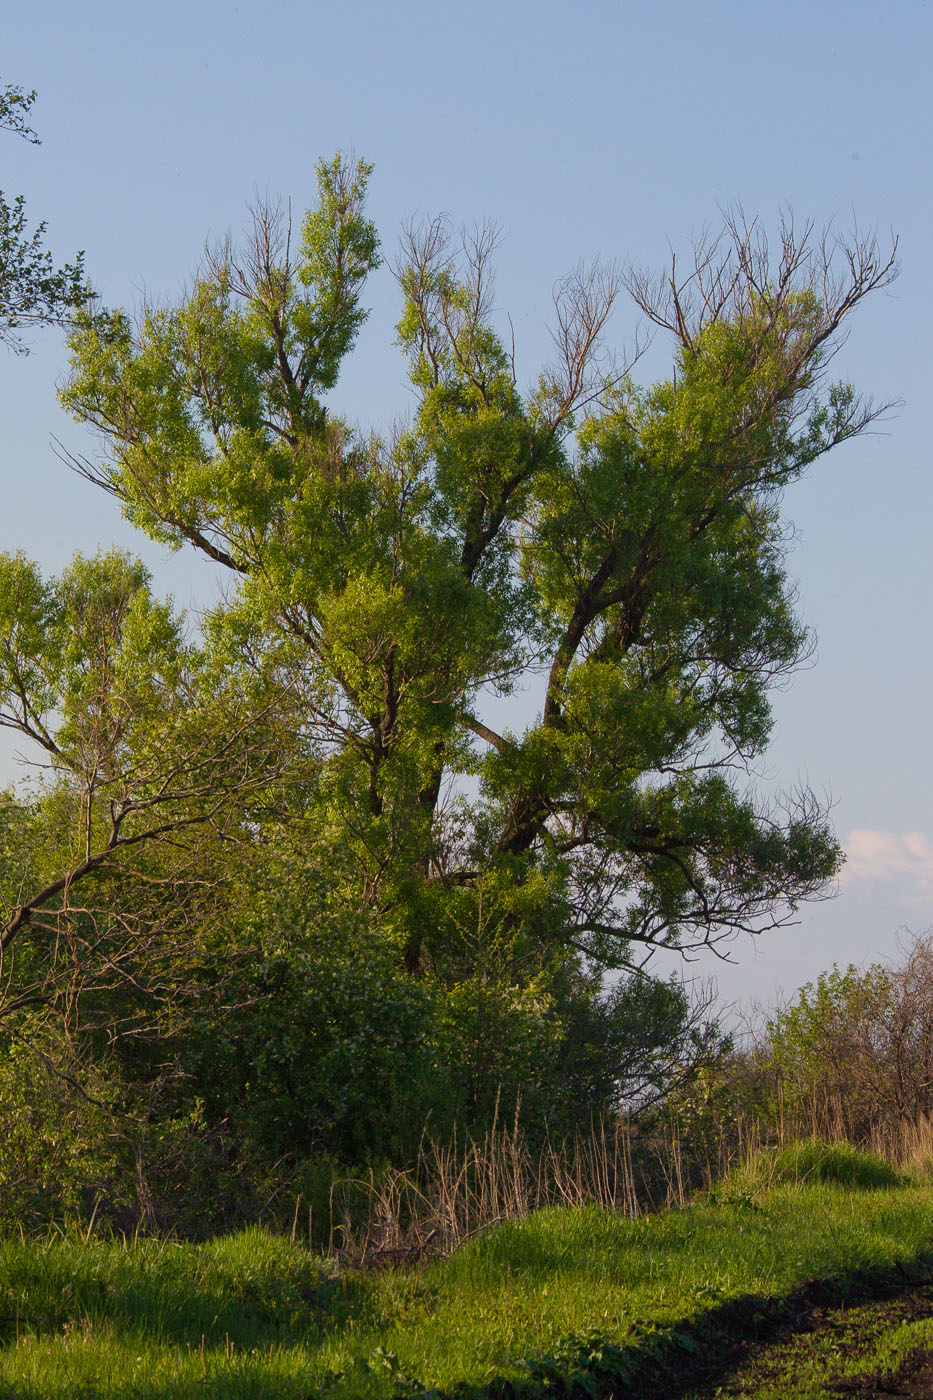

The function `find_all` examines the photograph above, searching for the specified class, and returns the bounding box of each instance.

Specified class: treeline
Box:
[683,933,933,1160]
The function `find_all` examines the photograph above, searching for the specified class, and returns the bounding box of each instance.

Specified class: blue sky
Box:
[1,0,930,1011]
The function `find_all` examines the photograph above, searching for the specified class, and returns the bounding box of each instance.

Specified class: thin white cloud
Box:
[841,828,933,898]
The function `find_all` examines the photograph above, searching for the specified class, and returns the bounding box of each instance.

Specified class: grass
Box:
[2,1169,933,1396]
[754,1137,906,1191]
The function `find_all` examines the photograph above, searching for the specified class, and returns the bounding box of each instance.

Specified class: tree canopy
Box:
[0,155,897,1218]
[57,159,895,976]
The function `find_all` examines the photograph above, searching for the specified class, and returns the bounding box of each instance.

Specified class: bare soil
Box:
[647,1279,933,1400]
[694,1289,933,1399]
[835,1346,933,1397]
[606,1266,933,1399]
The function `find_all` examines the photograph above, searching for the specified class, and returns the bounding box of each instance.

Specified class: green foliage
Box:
[0,83,39,142]
[190,925,443,1166]
[765,964,892,1094]
[60,187,889,980]
[0,167,897,1215]
[0,549,187,775]
[0,190,89,351]
[759,938,933,1141]
[518,1328,636,1394]
[0,80,89,352]
[0,1024,129,1231]
[296,154,382,391]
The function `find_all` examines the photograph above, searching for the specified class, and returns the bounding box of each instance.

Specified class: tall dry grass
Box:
[288,1091,933,1268]
[297,1105,766,1265]
[761,1089,933,1180]
[319,1110,641,1266]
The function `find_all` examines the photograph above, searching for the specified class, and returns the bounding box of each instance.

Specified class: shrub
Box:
[767,1138,904,1189]
[0,1023,132,1231]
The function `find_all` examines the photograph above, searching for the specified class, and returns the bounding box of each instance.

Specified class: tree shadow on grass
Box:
[0,1261,367,1345]
[434,1252,933,1399]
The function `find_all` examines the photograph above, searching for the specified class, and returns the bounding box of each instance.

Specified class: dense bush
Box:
[0,824,726,1233]
[654,934,933,1197]
[0,1024,130,1231]
[764,935,933,1142]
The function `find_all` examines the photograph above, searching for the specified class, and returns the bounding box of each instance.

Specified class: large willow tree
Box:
[51,157,895,991]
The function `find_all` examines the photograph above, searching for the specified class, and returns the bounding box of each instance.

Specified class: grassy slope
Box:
[1,1184,933,1398]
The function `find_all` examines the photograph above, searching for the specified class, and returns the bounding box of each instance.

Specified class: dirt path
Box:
[836,1345,933,1398]
[598,1266,933,1399]
[688,1287,933,1398]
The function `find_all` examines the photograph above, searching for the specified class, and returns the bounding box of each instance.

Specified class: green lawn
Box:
[2,1179,933,1398]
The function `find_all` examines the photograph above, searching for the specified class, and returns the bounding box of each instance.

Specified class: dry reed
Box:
[322,1106,642,1266]
[291,1076,933,1268]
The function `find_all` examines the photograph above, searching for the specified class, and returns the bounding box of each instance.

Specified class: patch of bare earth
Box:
[686,1286,933,1399]
[832,1344,933,1398]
